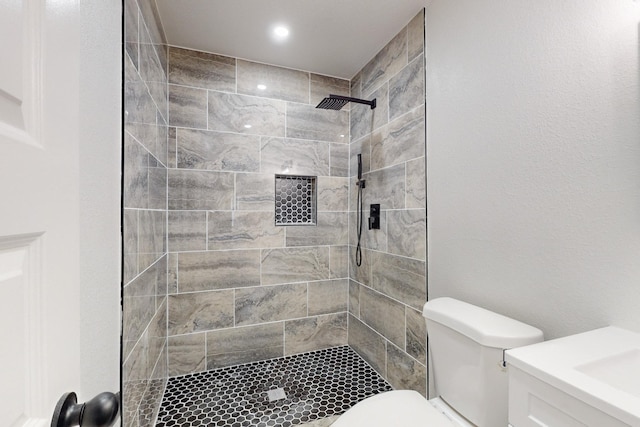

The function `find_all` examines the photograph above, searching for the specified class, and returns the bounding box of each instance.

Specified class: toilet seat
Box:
[331,390,453,427]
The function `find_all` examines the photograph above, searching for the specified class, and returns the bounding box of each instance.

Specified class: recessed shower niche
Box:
[275,175,317,226]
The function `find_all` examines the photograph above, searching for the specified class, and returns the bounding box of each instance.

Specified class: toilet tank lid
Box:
[423,297,544,349]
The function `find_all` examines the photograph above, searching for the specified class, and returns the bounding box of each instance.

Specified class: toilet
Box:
[332,297,544,427]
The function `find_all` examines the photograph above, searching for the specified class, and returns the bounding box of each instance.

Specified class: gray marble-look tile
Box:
[286,103,349,143]
[148,299,167,371]
[406,157,426,209]
[154,255,168,306]
[389,55,424,121]
[138,210,166,271]
[123,209,138,285]
[349,136,371,179]
[168,290,234,335]
[235,173,274,211]
[124,0,139,71]
[360,286,405,349]
[387,209,426,260]
[125,122,159,171]
[349,246,371,287]
[330,245,349,279]
[168,211,206,252]
[361,27,407,96]
[168,84,207,129]
[407,9,425,62]
[370,251,426,310]
[350,83,388,142]
[124,53,157,126]
[148,157,167,210]
[261,247,331,285]
[348,280,360,318]
[371,106,425,171]
[235,283,307,326]
[168,333,206,377]
[317,177,348,212]
[208,91,286,136]
[169,47,236,92]
[168,169,234,210]
[330,142,349,177]
[168,127,177,168]
[284,313,348,355]
[137,0,165,47]
[349,209,387,253]
[387,343,426,396]
[285,212,348,247]
[308,279,348,316]
[362,163,405,210]
[348,315,386,377]
[139,24,167,121]
[177,250,261,292]
[310,74,350,109]
[168,253,178,294]
[123,266,158,355]
[208,211,284,250]
[177,128,260,172]
[156,112,169,166]
[350,72,362,100]
[406,306,427,364]
[124,133,149,210]
[206,322,284,369]
[261,137,330,176]
[237,59,309,103]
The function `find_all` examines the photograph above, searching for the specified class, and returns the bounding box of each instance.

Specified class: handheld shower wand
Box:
[356,154,365,266]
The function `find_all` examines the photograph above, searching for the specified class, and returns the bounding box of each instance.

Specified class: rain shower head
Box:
[316,94,376,110]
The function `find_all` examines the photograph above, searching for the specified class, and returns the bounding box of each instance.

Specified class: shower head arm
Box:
[327,94,377,109]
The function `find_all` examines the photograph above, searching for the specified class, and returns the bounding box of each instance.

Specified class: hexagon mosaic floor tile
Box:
[155,346,393,427]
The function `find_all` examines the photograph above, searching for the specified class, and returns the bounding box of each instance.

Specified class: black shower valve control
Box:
[369,204,380,230]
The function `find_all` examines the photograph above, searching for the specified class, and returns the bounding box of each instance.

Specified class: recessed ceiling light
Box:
[244,124,252,129]
[257,84,267,91]
[273,25,290,40]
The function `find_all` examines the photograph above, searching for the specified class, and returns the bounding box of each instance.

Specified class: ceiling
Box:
[155,0,427,80]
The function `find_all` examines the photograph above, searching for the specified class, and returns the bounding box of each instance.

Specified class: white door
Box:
[0,1,121,426]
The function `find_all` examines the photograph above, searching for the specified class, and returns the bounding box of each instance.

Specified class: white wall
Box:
[78,0,121,399]
[426,0,640,339]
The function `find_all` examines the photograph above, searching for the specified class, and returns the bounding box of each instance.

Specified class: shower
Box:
[315,94,377,110]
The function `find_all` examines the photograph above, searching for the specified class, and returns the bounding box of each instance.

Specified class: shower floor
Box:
[155,345,393,427]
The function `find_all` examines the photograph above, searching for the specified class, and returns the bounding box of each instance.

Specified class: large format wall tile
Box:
[284,313,348,355]
[286,103,349,143]
[168,169,234,210]
[168,211,206,252]
[362,163,405,209]
[176,128,260,172]
[285,213,348,247]
[406,157,426,209]
[168,290,234,335]
[208,91,286,136]
[387,209,426,260]
[308,279,348,315]
[371,107,425,170]
[330,246,349,279]
[360,28,407,96]
[260,137,330,176]
[235,283,307,325]
[235,173,274,211]
[168,333,206,376]
[348,315,386,376]
[237,60,309,103]
[261,247,331,285]
[405,307,426,364]
[389,55,424,121]
[317,177,349,212]
[168,84,207,128]
[407,10,425,62]
[360,286,406,349]
[177,250,261,292]
[370,251,426,310]
[206,322,284,369]
[386,344,426,395]
[330,143,349,177]
[208,211,284,250]
[169,47,236,92]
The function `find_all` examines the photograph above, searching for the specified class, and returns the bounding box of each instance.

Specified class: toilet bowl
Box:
[332,298,544,426]
[331,391,471,427]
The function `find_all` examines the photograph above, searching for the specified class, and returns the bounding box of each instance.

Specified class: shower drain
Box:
[267,387,287,402]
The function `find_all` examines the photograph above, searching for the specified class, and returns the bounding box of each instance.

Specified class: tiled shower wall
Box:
[122,0,169,426]
[165,48,353,376]
[347,10,428,395]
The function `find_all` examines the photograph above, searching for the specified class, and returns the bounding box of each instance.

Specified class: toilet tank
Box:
[423,298,543,427]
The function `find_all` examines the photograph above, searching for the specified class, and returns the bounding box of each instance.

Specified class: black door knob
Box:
[51,391,120,427]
